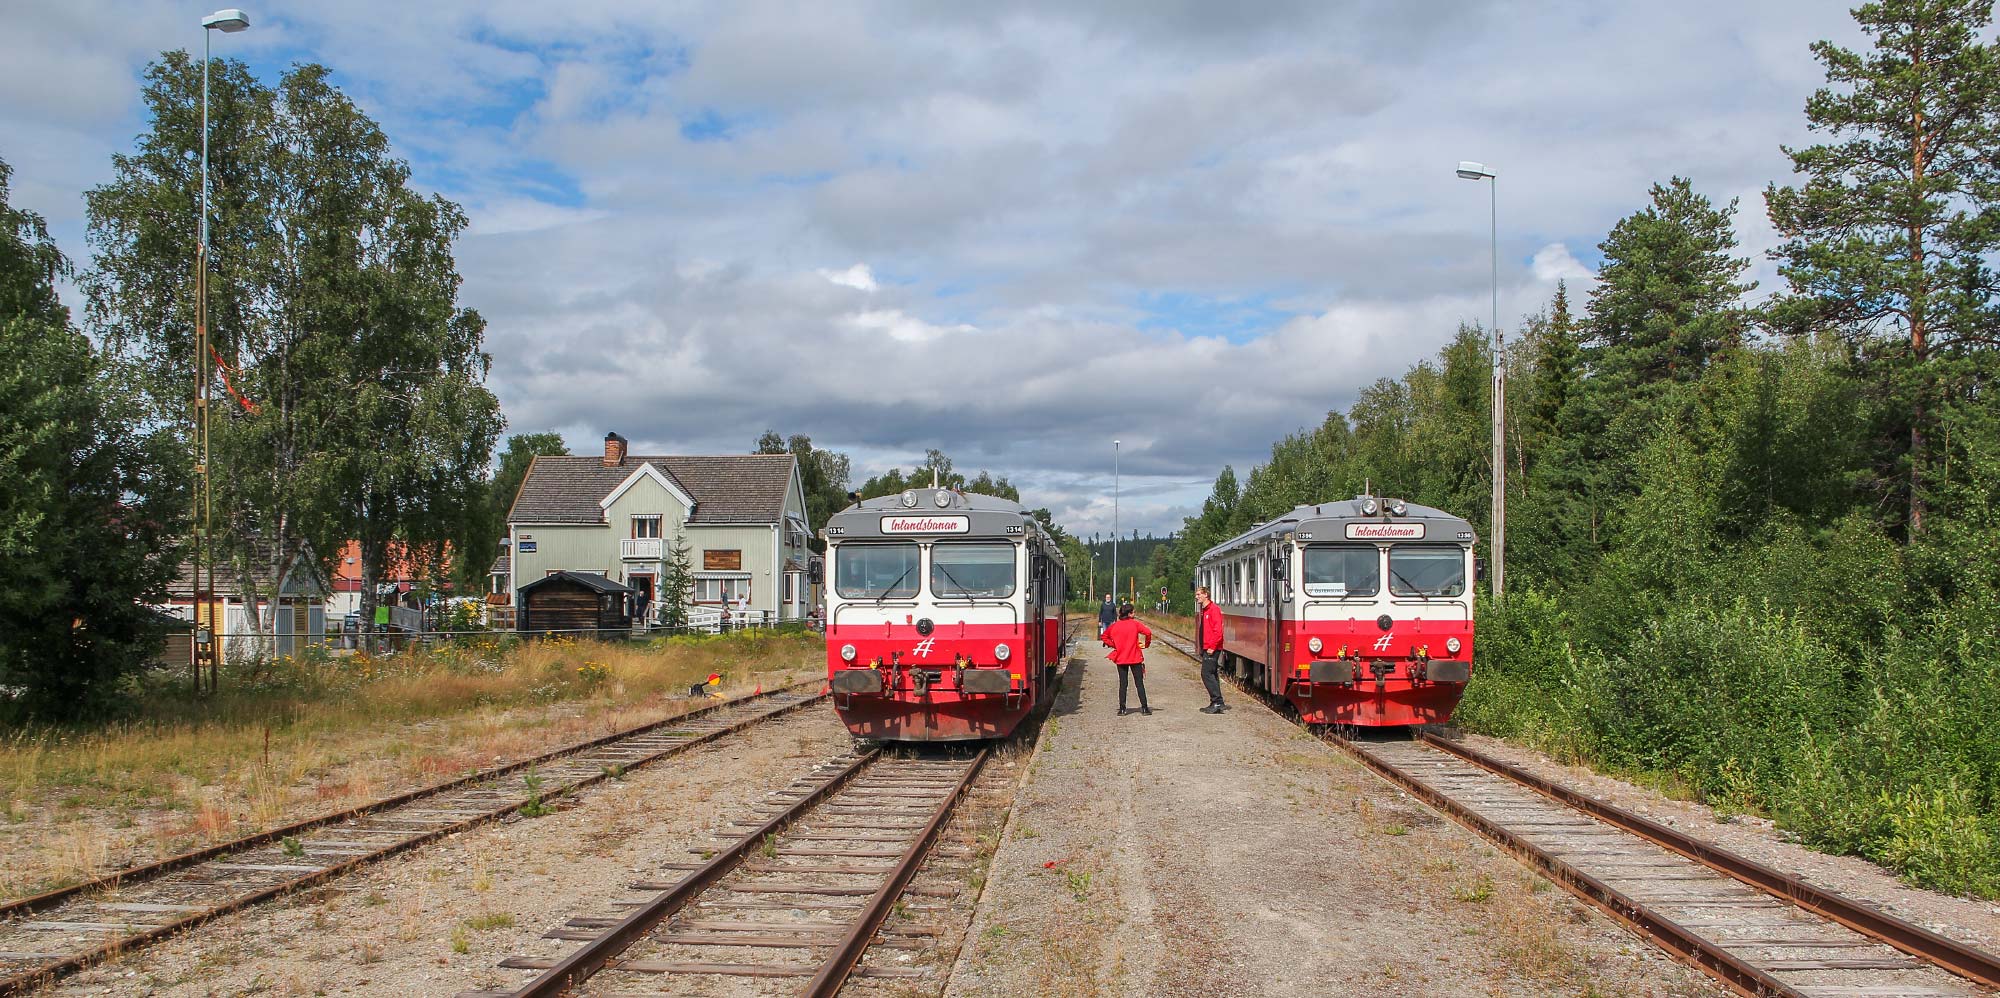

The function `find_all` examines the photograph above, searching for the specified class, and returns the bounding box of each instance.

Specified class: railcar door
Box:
[1265,543,1283,691]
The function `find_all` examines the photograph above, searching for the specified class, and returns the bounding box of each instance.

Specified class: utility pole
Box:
[1456,161,1504,602]
[1111,439,1120,606]
[191,9,252,694]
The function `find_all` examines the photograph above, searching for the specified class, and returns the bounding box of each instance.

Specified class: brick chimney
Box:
[603,431,628,467]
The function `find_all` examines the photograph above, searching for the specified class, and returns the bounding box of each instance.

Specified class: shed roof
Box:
[508,454,796,526]
[517,571,634,596]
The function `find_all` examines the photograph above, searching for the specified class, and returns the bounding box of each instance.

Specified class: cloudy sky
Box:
[2,1,1865,536]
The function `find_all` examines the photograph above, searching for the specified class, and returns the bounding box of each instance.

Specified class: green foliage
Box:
[857,449,1020,501]
[757,431,851,548]
[458,432,567,591]
[658,535,695,629]
[0,156,178,719]
[84,54,500,652]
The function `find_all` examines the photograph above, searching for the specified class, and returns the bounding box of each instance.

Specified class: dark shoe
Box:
[1217,703,1230,711]
[1201,704,1224,715]
[1117,708,1131,716]
[1140,707,1152,715]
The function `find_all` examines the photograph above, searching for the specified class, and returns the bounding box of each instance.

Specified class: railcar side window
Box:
[835,543,921,599]
[1388,546,1467,597]
[932,543,1017,598]
[1303,546,1379,597]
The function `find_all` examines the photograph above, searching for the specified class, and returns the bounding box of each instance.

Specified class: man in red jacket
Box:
[1099,604,1153,716]
[1196,586,1227,713]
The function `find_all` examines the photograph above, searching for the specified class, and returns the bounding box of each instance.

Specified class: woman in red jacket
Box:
[1099,604,1153,716]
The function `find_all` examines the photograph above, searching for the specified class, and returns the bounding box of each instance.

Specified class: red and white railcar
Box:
[821,489,1067,742]
[1197,497,1477,727]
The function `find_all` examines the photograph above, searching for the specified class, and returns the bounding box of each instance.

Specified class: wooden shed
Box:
[516,571,635,635]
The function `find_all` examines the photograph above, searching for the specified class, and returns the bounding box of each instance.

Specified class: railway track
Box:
[1144,620,2000,998]
[474,749,1002,997]
[0,683,824,997]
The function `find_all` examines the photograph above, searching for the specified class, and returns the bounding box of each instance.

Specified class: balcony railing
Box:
[621,537,664,560]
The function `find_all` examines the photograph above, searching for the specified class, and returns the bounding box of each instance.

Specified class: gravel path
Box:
[37,708,852,997]
[945,646,1720,998]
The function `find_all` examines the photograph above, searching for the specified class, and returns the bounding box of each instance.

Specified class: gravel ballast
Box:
[945,644,1720,998]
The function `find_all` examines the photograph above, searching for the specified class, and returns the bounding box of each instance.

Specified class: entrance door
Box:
[628,573,656,622]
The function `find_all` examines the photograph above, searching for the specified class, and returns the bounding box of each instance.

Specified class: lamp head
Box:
[1456,160,1494,180]
[203,9,250,32]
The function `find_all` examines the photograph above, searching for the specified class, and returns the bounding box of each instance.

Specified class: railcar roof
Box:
[825,488,1064,566]
[1201,498,1476,562]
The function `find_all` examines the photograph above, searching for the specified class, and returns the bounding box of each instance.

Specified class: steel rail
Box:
[0,682,823,998]
[802,748,991,997]
[1142,619,2000,995]
[1419,731,2000,990]
[1331,734,1802,997]
[508,751,883,998]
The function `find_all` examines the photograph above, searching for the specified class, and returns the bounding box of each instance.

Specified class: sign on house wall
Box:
[704,549,742,571]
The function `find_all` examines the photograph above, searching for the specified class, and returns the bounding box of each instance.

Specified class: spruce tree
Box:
[1766,0,2000,533]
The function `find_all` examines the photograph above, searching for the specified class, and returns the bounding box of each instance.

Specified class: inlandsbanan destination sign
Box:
[1346,522,1426,540]
[880,515,971,534]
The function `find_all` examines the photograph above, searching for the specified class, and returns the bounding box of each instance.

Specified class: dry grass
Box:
[0,630,817,900]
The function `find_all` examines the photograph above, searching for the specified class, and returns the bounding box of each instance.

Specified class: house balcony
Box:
[622,537,664,560]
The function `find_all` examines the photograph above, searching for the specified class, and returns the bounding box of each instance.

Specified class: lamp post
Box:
[191,8,250,695]
[1455,160,1504,602]
[1111,439,1120,608]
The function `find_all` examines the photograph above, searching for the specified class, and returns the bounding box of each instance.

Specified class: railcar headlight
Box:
[1308,637,1324,655]
[1361,498,1379,515]
[1390,500,1408,516]
[1446,637,1461,655]
[935,490,951,508]
[840,643,857,662]
[994,643,1011,662]
[900,490,918,508]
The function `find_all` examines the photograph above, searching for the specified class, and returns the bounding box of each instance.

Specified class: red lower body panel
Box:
[834,693,1036,741]
[1287,682,1464,726]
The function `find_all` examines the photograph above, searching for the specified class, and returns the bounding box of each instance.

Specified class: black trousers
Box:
[1200,651,1225,705]
[1117,663,1149,711]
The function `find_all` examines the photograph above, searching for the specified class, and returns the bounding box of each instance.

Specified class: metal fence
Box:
[162,615,821,661]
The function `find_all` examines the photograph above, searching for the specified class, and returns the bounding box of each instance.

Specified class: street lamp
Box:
[1111,439,1120,607]
[191,8,250,695]
[1455,160,1504,602]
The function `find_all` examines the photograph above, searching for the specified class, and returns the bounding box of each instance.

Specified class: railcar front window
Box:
[931,543,1017,598]
[1303,546,1379,597]
[1389,546,1466,597]
[835,544,920,599]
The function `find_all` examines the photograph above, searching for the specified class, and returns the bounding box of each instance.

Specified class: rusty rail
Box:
[802,749,990,997]
[1141,618,2000,995]
[508,752,882,997]
[0,682,824,997]
[1419,732,2000,991]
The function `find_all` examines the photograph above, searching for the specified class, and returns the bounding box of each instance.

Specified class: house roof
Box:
[331,540,449,589]
[166,538,331,598]
[508,454,796,526]
[518,570,633,596]
[489,550,510,576]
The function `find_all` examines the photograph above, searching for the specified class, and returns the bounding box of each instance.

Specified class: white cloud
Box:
[819,263,878,292]
[1531,242,1596,284]
[2,0,1872,533]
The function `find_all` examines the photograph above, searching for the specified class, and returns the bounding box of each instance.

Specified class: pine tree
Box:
[1766,0,2000,532]
[1588,177,1753,394]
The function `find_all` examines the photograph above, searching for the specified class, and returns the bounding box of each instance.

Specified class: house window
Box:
[631,514,662,539]
[696,577,749,603]
[783,573,797,602]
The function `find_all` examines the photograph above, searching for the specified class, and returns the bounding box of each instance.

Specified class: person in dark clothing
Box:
[1099,604,1153,716]
[1196,585,1227,713]
[1097,594,1116,636]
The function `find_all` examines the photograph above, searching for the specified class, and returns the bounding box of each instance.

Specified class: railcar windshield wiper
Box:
[1390,568,1433,600]
[875,566,914,605]
[934,563,977,598]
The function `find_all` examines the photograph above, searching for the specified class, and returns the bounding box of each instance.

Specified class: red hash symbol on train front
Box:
[1372,634,1394,651]
[912,637,937,658]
